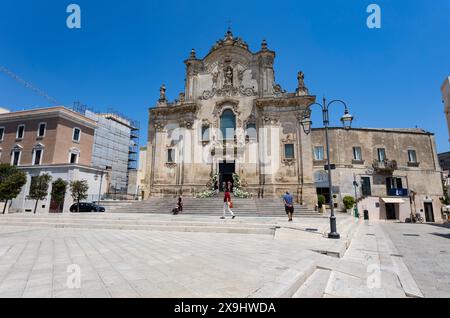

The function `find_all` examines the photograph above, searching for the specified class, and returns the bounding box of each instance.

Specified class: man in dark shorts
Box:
[283,191,294,222]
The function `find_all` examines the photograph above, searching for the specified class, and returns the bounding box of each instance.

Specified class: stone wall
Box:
[312,127,444,222]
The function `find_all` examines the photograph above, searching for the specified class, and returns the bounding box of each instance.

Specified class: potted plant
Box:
[343,196,356,214]
[317,195,326,213]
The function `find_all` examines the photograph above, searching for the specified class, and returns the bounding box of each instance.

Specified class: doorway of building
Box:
[49,194,64,213]
[361,177,372,196]
[219,161,235,192]
[386,203,397,220]
[316,188,330,204]
[424,202,435,223]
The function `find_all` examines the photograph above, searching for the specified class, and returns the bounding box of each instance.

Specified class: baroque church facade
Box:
[145,30,318,207]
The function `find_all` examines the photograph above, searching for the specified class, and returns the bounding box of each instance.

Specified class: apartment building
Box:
[0,107,105,213]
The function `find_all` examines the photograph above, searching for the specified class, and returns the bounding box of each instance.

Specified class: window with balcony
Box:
[386,177,408,196]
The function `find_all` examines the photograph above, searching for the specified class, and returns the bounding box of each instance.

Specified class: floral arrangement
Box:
[232,173,250,198]
[195,173,250,198]
[195,173,219,198]
[195,189,216,198]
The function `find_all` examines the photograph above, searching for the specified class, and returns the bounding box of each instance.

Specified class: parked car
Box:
[70,202,105,213]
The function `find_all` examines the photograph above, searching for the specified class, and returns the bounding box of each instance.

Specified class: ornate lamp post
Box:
[301,97,354,239]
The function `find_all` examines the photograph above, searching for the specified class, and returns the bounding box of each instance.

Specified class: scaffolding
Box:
[72,102,140,194]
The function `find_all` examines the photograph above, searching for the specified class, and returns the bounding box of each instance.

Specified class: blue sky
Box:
[0,0,449,151]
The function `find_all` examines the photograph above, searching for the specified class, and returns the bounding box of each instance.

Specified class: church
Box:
[145,30,318,208]
[144,30,443,223]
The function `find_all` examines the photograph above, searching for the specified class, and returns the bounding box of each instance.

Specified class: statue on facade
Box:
[189,48,196,59]
[273,83,286,96]
[238,69,245,84]
[178,92,185,103]
[212,71,219,88]
[159,84,167,103]
[224,66,233,86]
[296,71,309,96]
[261,39,268,51]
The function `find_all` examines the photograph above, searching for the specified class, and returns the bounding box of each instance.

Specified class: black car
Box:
[70,202,105,213]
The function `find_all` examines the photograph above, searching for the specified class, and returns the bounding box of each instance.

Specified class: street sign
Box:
[324,164,336,171]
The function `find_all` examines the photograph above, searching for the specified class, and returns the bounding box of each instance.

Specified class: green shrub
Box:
[343,196,356,210]
[317,195,326,207]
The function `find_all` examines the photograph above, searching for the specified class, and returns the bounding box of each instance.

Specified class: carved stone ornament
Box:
[282,134,296,143]
[200,84,257,100]
[213,99,241,117]
[178,118,194,129]
[165,162,177,168]
[273,84,286,97]
[282,159,296,167]
[261,113,280,126]
[154,119,166,132]
[209,30,249,53]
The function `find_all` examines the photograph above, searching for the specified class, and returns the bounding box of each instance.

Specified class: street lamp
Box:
[341,109,354,130]
[94,168,105,212]
[353,175,360,218]
[301,97,354,239]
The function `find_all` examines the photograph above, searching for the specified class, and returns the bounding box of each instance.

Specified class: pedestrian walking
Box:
[283,191,294,222]
[221,189,235,219]
[214,181,219,196]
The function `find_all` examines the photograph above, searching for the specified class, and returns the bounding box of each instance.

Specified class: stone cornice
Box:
[255,95,316,108]
[0,107,97,130]
[150,103,198,117]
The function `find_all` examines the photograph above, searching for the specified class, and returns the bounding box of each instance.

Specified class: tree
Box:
[70,180,89,213]
[28,173,52,214]
[51,178,68,213]
[0,164,27,214]
[343,196,356,210]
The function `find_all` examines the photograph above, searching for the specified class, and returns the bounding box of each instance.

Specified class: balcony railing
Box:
[372,159,398,174]
[387,188,409,197]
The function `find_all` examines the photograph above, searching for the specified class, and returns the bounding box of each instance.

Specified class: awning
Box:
[382,198,406,204]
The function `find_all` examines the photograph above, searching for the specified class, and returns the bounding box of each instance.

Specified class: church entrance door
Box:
[219,161,235,192]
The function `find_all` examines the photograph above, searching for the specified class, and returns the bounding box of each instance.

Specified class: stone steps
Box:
[292,269,332,298]
[0,215,279,235]
[108,197,323,217]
